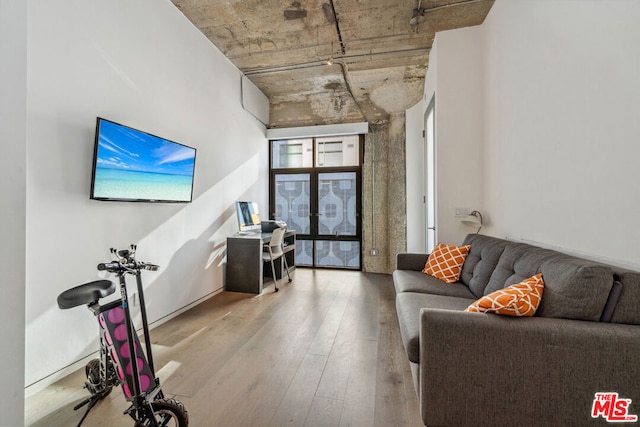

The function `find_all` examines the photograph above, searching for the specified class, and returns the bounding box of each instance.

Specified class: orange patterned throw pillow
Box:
[422,242,471,283]
[465,273,545,316]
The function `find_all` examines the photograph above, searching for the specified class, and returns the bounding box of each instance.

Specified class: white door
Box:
[424,97,436,253]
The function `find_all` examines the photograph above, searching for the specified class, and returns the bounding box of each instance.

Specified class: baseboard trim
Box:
[24,287,224,397]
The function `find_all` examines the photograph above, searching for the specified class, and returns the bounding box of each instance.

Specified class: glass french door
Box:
[316,171,359,267]
[270,136,362,269]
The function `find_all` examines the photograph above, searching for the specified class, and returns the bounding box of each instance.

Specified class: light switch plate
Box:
[455,207,471,217]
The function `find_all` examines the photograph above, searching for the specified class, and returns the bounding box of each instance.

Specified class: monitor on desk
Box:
[236,201,262,233]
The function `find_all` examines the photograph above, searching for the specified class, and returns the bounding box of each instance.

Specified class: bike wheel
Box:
[85,359,112,399]
[138,398,189,427]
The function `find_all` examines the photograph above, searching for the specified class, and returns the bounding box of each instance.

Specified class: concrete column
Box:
[362,113,407,274]
[388,113,407,270]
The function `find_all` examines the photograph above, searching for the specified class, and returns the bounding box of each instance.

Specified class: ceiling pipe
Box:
[229,0,484,62]
[335,61,366,121]
[229,31,433,61]
[328,0,346,56]
[243,47,431,76]
[410,0,487,25]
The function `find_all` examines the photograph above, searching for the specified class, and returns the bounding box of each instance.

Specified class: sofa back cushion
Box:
[536,255,613,321]
[484,243,555,295]
[459,234,509,297]
[484,243,614,321]
[609,269,640,325]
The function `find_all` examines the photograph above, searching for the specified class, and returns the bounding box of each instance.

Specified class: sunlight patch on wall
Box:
[136,153,260,277]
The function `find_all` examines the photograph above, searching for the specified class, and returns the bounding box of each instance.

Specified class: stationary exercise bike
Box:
[57,245,189,427]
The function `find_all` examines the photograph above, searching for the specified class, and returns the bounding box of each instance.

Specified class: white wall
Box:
[417,27,485,246]
[436,26,485,245]
[24,0,268,393]
[408,0,640,267]
[482,0,640,267]
[0,0,27,424]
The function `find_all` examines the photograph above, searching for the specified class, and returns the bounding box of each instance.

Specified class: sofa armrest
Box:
[396,253,429,271]
[419,309,640,426]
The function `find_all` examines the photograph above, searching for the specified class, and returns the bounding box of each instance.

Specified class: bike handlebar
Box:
[97,261,159,273]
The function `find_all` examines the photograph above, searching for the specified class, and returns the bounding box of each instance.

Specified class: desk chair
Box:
[262,227,292,292]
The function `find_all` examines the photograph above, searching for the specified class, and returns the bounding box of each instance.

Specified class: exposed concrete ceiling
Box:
[171,0,494,128]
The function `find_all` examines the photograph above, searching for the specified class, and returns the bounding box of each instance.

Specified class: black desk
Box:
[225,230,295,294]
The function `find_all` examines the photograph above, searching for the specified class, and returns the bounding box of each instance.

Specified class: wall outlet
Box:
[455,207,471,217]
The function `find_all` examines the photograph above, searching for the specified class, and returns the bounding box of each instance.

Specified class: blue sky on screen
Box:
[97,120,196,176]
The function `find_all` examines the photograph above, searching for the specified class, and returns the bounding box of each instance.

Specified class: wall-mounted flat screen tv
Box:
[90,118,196,203]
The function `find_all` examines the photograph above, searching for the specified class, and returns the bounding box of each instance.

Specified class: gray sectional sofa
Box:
[393,234,640,426]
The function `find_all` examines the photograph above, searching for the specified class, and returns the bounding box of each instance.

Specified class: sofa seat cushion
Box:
[396,292,475,363]
[393,270,477,299]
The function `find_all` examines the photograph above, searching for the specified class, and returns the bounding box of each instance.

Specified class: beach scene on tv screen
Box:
[93,120,196,202]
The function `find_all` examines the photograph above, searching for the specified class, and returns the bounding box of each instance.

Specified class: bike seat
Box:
[57,280,116,309]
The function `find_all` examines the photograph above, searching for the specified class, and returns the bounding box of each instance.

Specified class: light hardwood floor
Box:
[26,269,422,426]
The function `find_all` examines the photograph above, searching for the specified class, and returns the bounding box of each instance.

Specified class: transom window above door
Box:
[271,135,360,169]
